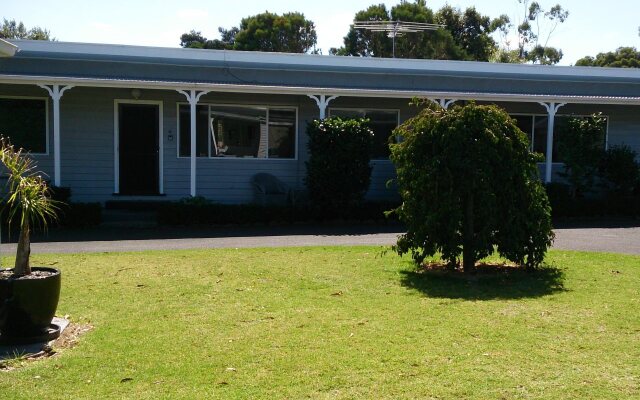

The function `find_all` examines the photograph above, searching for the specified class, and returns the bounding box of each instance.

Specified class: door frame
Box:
[113,99,164,195]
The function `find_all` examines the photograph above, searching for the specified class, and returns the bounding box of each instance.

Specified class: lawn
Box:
[1,247,638,399]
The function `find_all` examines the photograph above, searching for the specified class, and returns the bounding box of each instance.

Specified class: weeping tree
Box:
[0,137,58,276]
[390,102,554,271]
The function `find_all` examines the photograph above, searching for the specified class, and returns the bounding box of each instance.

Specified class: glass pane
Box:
[0,98,47,153]
[268,109,296,159]
[178,104,209,157]
[533,116,548,158]
[553,116,570,163]
[330,109,398,159]
[210,106,267,158]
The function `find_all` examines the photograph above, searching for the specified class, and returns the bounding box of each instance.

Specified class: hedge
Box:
[157,198,399,226]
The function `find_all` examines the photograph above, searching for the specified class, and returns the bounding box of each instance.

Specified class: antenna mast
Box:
[352,20,445,58]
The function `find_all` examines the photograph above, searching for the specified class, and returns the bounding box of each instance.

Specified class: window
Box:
[511,114,607,163]
[178,104,296,159]
[329,108,399,159]
[0,98,47,153]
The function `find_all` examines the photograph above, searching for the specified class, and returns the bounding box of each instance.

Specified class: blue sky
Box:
[3,0,639,65]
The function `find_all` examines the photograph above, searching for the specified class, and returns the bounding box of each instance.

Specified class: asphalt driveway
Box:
[0,222,638,256]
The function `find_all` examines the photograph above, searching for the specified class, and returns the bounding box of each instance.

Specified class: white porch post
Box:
[38,84,74,187]
[539,102,567,183]
[177,89,209,197]
[429,98,457,109]
[308,94,339,119]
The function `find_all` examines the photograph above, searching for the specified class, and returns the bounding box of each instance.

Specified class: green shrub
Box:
[47,187,101,227]
[599,145,640,195]
[556,114,607,197]
[305,118,373,209]
[391,102,553,271]
[545,183,577,217]
[57,202,102,227]
[49,186,71,203]
[545,183,640,218]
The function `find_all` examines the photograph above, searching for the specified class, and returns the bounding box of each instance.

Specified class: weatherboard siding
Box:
[1,84,639,204]
[60,87,118,202]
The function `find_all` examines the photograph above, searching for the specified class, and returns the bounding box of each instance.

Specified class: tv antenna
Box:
[352,20,445,58]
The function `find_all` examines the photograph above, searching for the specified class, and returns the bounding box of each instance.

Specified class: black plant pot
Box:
[0,267,61,344]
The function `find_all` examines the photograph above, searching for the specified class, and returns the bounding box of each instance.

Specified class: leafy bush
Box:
[305,118,373,209]
[390,102,554,271]
[544,183,602,218]
[599,145,640,195]
[56,202,102,227]
[47,186,101,227]
[49,186,71,203]
[556,114,607,197]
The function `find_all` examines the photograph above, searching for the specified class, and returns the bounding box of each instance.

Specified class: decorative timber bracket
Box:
[428,98,457,109]
[308,94,339,119]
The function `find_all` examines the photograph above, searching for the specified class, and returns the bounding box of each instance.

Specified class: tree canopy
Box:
[180,11,317,53]
[180,28,237,50]
[575,47,640,68]
[493,1,568,65]
[435,5,500,62]
[0,18,52,41]
[330,0,503,61]
[177,1,572,64]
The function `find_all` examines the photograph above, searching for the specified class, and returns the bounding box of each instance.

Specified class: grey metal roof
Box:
[1,40,640,101]
[7,39,640,80]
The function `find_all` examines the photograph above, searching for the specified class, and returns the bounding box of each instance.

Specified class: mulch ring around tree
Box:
[418,261,525,276]
[0,321,93,371]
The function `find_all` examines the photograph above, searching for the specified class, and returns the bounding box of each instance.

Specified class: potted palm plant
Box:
[0,137,60,345]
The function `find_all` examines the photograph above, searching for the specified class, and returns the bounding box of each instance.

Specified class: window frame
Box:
[0,95,50,156]
[328,107,401,161]
[176,102,299,161]
[509,112,609,163]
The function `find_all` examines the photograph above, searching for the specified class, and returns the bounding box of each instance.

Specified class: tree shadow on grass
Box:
[399,263,566,300]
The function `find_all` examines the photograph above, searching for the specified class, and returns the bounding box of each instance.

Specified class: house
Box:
[0,38,639,204]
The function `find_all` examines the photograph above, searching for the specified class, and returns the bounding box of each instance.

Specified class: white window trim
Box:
[510,112,609,163]
[113,99,164,195]
[0,95,50,156]
[176,102,299,161]
[328,107,401,161]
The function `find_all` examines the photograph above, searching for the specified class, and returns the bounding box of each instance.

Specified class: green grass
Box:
[1,247,638,399]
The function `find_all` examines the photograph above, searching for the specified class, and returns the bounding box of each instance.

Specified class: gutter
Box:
[0,39,19,57]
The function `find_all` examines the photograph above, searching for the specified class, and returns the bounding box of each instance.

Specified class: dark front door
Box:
[119,103,159,195]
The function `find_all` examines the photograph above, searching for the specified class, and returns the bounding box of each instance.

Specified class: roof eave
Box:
[1,73,639,106]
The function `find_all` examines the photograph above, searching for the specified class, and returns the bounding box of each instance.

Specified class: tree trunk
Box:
[462,193,475,273]
[14,220,31,276]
